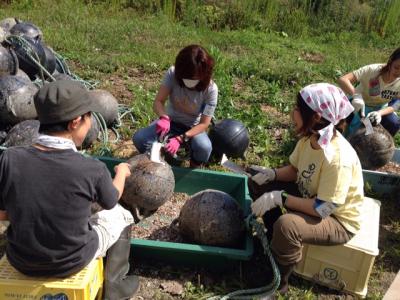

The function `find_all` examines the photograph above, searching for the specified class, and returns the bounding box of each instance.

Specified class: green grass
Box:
[1,1,399,299]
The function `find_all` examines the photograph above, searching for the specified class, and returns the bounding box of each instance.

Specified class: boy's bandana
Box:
[34,134,77,152]
[300,83,354,162]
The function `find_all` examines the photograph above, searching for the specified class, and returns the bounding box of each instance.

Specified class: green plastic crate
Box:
[362,148,400,198]
[97,156,254,267]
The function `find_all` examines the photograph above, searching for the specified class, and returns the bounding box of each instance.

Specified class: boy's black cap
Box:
[34,80,101,124]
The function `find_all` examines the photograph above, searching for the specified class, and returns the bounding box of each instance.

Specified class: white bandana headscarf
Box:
[34,134,78,152]
[299,83,354,162]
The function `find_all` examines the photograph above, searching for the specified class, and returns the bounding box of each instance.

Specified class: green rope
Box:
[207,215,281,300]
[6,35,56,82]
[6,35,98,90]
[53,52,99,90]
[92,112,112,156]
[114,104,136,128]
[110,127,121,143]
[106,104,136,144]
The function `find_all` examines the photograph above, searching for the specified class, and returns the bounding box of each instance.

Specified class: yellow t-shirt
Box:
[353,63,400,107]
[289,134,364,233]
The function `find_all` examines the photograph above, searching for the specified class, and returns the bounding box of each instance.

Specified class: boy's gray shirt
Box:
[0,146,118,277]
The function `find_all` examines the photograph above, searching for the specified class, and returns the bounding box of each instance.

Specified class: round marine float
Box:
[82,114,100,149]
[52,72,73,81]
[3,119,40,147]
[348,124,395,170]
[88,89,119,126]
[0,17,18,33]
[0,45,18,76]
[15,68,31,81]
[41,44,56,76]
[9,21,43,41]
[0,131,7,144]
[209,118,250,158]
[0,27,6,43]
[121,154,175,222]
[0,75,38,125]
[10,36,46,80]
[178,189,245,247]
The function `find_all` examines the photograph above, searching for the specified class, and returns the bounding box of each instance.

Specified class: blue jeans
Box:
[132,121,212,163]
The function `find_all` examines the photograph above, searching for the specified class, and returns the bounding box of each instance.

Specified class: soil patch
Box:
[376,161,400,174]
[99,67,162,105]
[131,193,190,242]
[300,51,325,63]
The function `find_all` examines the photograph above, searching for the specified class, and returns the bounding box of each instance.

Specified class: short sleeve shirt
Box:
[162,66,218,127]
[0,146,119,277]
[353,63,400,107]
[289,135,364,233]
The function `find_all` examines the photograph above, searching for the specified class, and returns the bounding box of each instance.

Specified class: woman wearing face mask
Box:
[248,83,364,296]
[338,47,400,136]
[132,44,217,167]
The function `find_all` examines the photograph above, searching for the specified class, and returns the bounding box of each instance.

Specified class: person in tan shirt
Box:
[249,83,364,296]
[338,47,400,136]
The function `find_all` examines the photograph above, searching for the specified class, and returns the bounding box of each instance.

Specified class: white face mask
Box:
[182,79,200,88]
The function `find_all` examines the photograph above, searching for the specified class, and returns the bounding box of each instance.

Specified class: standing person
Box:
[338,47,400,136]
[0,80,139,300]
[133,44,218,167]
[249,83,364,295]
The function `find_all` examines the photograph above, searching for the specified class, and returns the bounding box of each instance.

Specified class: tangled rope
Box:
[2,35,137,156]
[207,214,281,300]
[5,35,98,90]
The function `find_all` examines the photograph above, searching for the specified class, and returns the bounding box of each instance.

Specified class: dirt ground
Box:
[0,195,398,299]
[0,71,398,298]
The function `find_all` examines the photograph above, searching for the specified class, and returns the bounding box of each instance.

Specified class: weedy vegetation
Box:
[1,0,399,299]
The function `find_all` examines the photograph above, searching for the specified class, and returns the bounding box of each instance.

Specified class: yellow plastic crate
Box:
[294,197,380,298]
[0,256,103,300]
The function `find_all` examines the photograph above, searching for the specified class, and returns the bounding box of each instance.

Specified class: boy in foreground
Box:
[0,80,139,299]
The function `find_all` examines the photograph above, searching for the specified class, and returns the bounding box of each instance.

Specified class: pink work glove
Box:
[165,136,181,155]
[155,115,170,138]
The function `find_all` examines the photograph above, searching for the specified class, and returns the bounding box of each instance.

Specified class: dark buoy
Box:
[41,44,56,76]
[209,119,250,158]
[9,21,43,41]
[88,89,119,126]
[11,36,46,79]
[0,131,7,144]
[178,189,245,247]
[82,114,99,148]
[0,75,38,125]
[0,45,18,76]
[348,124,395,170]
[0,18,18,33]
[3,119,39,147]
[121,154,175,222]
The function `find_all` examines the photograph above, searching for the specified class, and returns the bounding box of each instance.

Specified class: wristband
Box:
[273,168,277,180]
[160,115,170,120]
[281,191,288,207]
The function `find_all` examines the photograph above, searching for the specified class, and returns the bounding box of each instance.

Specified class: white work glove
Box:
[251,191,283,217]
[366,111,382,125]
[251,166,276,185]
[351,94,366,118]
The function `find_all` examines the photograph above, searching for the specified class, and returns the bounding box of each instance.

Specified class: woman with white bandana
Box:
[132,44,218,167]
[248,83,364,296]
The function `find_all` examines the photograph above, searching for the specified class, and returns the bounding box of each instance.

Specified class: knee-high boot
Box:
[103,225,139,300]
